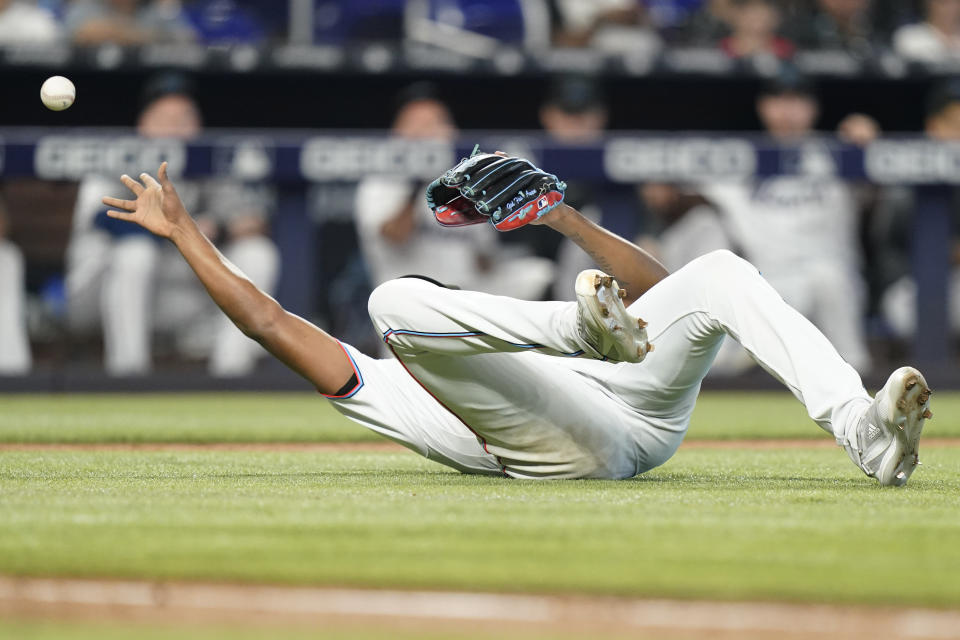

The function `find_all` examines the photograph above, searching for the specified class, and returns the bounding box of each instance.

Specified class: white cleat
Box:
[845,367,932,487]
[574,269,651,364]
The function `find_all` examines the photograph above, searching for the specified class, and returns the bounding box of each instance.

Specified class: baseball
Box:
[40,76,76,111]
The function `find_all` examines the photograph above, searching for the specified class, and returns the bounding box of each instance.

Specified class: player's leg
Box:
[101,236,158,375]
[367,276,586,357]
[611,250,930,484]
[614,250,870,437]
[377,347,656,479]
[0,240,31,374]
[323,341,504,476]
[808,261,871,373]
[208,235,280,376]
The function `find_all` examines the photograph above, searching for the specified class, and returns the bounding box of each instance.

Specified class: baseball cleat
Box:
[845,366,932,486]
[574,269,650,363]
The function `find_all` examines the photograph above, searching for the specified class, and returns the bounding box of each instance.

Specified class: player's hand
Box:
[101,162,191,240]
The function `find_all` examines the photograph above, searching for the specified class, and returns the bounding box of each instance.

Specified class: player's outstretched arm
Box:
[537,203,668,305]
[102,164,354,394]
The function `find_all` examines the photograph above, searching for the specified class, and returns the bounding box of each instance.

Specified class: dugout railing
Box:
[1,130,955,366]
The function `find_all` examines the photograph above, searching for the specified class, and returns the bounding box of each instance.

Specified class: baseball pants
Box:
[326,250,872,480]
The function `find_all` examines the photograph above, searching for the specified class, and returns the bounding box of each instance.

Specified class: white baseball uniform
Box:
[67,175,280,376]
[355,177,553,300]
[0,239,31,374]
[702,177,871,372]
[323,250,871,479]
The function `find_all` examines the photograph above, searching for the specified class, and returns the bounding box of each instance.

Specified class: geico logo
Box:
[300,137,454,180]
[604,138,756,181]
[34,137,186,179]
[865,141,960,184]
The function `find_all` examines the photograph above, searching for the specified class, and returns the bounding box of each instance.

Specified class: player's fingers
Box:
[120,174,144,195]
[158,161,170,187]
[140,172,161,190]
[102,196,136,211]
[105,210,135,220]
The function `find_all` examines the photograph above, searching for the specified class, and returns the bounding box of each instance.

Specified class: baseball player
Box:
[101,153,932,487]
[700,73,871,372]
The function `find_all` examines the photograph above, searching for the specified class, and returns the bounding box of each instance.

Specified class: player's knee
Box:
[367,278,419,326]
[697,250,759,282]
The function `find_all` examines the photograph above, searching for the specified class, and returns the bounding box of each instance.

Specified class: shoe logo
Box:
[867,423,881,442]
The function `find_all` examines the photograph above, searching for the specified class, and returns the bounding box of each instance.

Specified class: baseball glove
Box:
[426,148,566,232]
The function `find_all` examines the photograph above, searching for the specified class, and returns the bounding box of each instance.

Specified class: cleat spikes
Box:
[637,318,647,329]
[646,343,655,353]
[905,380,917,391]
[574,269,649,364]
[923,409,933,419]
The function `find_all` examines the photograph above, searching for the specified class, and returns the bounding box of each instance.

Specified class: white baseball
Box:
[40,76,76,111]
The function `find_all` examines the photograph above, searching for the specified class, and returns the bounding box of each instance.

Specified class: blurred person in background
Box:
[405,0,550,51]
[0,0,62,44]
[683,0,736,44]
[876,79,960,339]
[700,71,872,371]
[785,0,876,56]
[354,83,553,301]
[537,75,643,300]
[719,0,794,59]
[549,0,662,55]
[643,0,707,40]
[0,197,31,374]
[65,0,196,45]
[636,182,731,273]
[66,73,279,376]
[184,0,264,45]
[894,0,960,64]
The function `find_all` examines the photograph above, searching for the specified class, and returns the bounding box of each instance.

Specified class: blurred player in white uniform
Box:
[637,182,752,375]
[355,84,552,300]
[66,74,279,376]
[103,157,932,488]
[701,73,871,372]
[0,197,30,373]
[879,80,960,339]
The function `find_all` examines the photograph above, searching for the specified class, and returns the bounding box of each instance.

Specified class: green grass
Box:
[1,391,958,443]
[2,391,959,613]
[2,447,960,606]
[0,618,673,640]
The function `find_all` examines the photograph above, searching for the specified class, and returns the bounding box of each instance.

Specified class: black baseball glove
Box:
[426,149,566,232]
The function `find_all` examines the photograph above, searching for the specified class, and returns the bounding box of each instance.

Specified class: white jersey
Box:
[355,177,494,286]
[355,177,553,299]
[700,177,860,276]
[652,204,732,272]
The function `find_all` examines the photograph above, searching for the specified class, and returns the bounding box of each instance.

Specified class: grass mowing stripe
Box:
[0,618,656,640]
[1,447,959,606]
[1,392,958,443]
